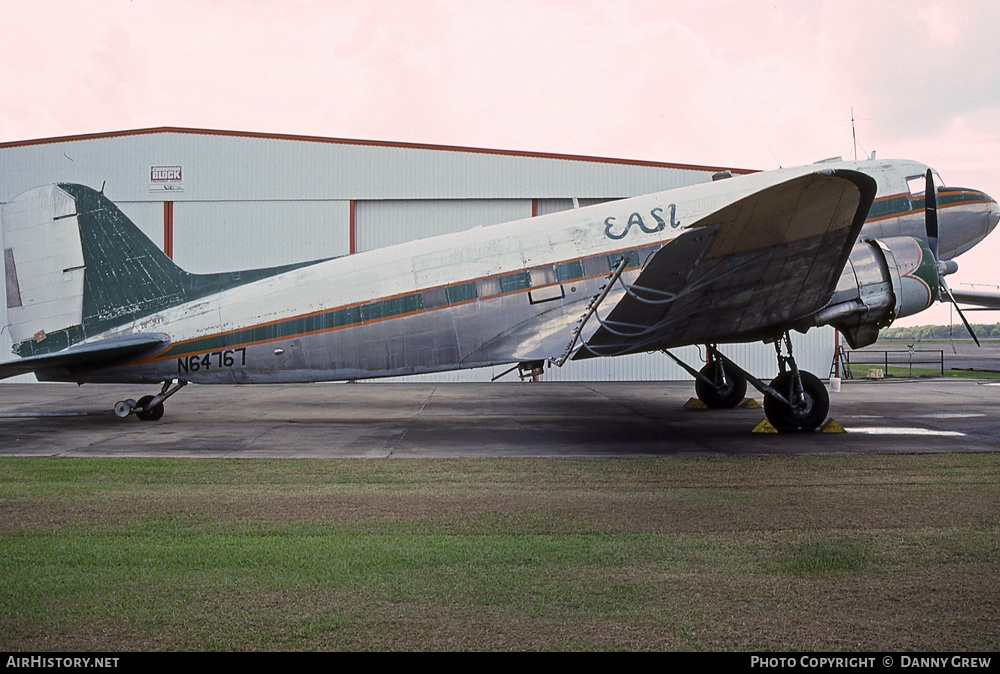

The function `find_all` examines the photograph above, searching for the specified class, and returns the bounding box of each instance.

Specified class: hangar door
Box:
[354,200,531,252]
[167,200,351,273]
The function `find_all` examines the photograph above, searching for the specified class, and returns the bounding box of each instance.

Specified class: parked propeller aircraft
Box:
[1,157,997,431]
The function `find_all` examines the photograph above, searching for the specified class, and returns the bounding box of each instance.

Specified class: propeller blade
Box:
[940,277,981,347]
[925,169,939,261]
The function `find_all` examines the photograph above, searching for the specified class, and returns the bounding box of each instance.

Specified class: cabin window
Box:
[528,267,557,287]
[583,255,610,277]
[422,287,448,309]
[527,267,563,304]
[475,277,501,299]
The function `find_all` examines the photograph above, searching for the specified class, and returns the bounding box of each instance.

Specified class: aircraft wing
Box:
[949,289,1000,310]
[578,169,876,357]
[0,333,169,380]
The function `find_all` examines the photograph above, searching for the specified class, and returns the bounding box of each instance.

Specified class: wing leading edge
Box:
[578,169,877,357]
[948,289,1000,310]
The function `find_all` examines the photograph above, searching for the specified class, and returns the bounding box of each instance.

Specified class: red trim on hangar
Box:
[349,200,356,255]
[163,201,174,259]
[0,126,757,175]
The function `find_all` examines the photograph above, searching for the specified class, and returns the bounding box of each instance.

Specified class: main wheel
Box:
[135,395,165,422]
[695,360,747,409]
[763,371,829,432]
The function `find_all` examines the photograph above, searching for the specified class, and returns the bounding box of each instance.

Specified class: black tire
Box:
[135,395,165,422]
[695,360,748,409]
[763,371,829,432]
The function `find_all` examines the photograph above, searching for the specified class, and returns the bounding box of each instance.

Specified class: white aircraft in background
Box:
[1,157,997,431]
[949,285,1000,310]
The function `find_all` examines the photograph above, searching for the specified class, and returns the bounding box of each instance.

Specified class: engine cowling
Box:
[808,236,939,348]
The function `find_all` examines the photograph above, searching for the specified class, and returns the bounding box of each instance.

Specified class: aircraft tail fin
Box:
[2,183,188,358]
[2,183,326,361]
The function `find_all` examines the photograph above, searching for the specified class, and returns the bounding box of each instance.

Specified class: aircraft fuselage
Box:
[25,158,999,385]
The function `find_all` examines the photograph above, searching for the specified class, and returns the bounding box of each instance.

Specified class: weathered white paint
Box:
[1,186,84,343]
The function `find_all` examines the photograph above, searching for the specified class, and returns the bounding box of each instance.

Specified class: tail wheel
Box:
[135,395,165,422]
[763,371,829,432]
[113,399,137,418]
[695,360,747,409]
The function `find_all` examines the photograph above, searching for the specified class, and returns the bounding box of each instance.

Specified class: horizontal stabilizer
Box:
[0,333,169,380]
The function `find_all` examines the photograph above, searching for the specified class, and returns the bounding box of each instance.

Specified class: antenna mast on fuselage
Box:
[852,107,858,161]
[851,107,873,160]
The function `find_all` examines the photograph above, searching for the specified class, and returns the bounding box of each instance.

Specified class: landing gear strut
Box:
[666,333,830,432]
[760,334,829,432]
[694,346,747,409]
[663,344,748,409]
[113,379,187,422]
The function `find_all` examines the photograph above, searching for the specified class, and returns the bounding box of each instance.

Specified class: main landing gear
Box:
[760,334,830,432]
[668,334,831,432]
[693,346,747,409]
[113,379,187,422]
[757,334,830,432]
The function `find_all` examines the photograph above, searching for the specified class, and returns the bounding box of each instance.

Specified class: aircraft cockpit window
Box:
[906,171,945,196]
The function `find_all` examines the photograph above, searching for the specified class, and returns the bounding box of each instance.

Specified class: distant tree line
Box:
[878,324,1000,341]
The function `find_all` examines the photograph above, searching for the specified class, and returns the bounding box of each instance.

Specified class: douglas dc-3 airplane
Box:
[1,157,997,431]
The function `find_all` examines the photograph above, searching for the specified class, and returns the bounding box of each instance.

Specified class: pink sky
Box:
[3,0,999,326]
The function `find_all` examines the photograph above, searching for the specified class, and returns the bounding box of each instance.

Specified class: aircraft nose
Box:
[986,193,1000,236]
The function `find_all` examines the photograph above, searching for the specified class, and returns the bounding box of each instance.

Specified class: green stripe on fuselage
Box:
[867,195,911,220]
[149,249,648,361]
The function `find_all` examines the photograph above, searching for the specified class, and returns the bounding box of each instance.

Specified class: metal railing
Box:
[844,349,944,377]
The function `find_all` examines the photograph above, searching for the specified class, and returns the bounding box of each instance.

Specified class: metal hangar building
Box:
[0,127,837,382]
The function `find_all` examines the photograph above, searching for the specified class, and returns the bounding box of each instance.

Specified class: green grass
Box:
[775,538,870,575]
[846,363,1000,379]
[1,456,998,651]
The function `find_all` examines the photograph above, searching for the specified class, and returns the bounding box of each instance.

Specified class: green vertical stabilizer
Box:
[12,184,332,357]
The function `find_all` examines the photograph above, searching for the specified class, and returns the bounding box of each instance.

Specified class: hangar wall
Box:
[0,128,835,383]
[170,200,350,272]
[0,128,720,201]
[355,199,530,250]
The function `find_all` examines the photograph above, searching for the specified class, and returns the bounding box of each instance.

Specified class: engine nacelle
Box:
[807,236,939,348]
